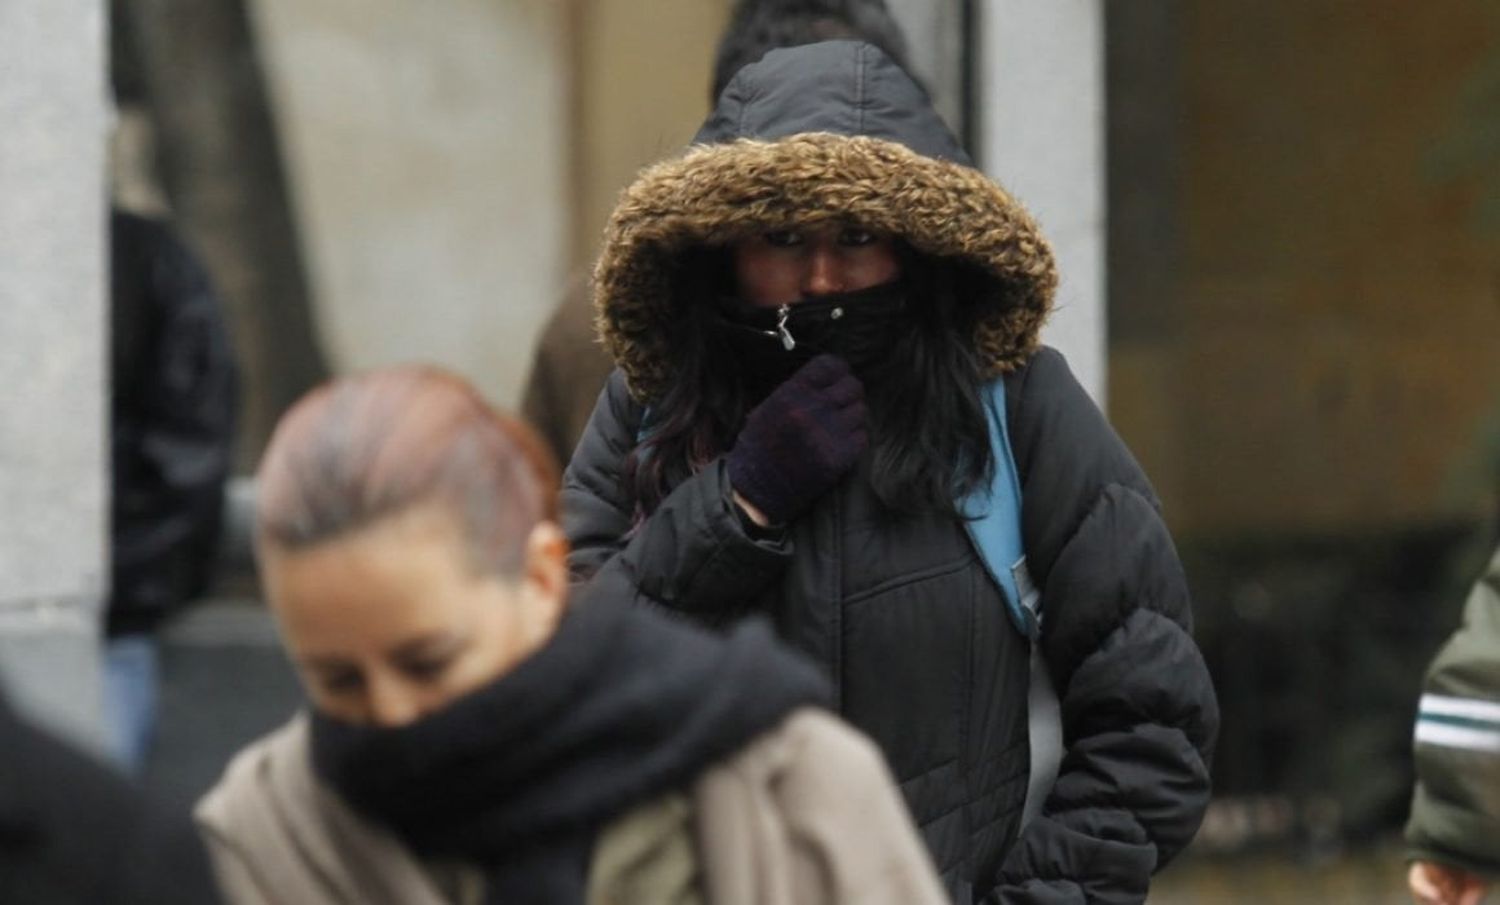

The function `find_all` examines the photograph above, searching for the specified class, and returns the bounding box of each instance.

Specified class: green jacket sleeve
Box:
[1405,545,1500,877]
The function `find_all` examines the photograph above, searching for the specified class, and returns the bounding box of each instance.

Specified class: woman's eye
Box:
[401,658,452,682]
[764,230,802,248]
[839,228,876,247]
[320,671,365,695]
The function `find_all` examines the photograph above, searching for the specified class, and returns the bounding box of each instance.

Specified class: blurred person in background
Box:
[564,39,1218,904]
[519,0,912,464]
[107,207,239,772]
[1407,544,1500,905]
[195,366,946,905]
[0,686,220,904]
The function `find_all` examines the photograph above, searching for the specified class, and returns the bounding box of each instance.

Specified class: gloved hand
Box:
[728,354,868,526]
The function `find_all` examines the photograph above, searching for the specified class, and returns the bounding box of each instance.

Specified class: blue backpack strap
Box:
[960,378,1060,830]
[962,379,1041,641]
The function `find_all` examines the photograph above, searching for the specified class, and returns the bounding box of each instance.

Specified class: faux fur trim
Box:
[593,132,1058,402]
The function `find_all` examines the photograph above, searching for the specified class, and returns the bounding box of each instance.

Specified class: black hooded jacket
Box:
[110,210,238,636]
[564,42,1218,904]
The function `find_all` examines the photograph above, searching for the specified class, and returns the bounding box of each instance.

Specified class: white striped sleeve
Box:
[1415,693,1500,754]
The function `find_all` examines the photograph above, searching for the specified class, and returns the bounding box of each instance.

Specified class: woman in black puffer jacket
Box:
[563,40,1219,904]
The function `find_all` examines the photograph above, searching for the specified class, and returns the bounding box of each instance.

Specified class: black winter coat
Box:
[565,41,1218,904]
[0,693,221,904]
[109,210,238,636]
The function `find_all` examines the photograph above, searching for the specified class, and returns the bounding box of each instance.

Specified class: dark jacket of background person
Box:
[520,275,615,464]
[0,693,221,904]
[109,209,238,636]
[563,42,1219,904]
[1406,544,1500,876]
[518,0,912,466]
[196,599,947,905]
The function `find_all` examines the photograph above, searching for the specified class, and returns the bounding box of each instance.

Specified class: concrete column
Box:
[0,0,109,745]
[978,0,1107,406]
[248,0,570,410]
[886,0,968,139]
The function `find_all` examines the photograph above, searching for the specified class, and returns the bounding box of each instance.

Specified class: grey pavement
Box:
[143,597,301,815]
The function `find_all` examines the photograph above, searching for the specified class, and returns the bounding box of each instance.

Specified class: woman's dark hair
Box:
[863,255,997,514]
[626,251,995,519]
[624,251,747,517]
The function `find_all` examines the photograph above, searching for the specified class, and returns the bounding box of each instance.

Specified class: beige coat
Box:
[195,707,947,905]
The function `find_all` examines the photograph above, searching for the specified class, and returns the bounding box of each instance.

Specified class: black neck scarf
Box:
[309,595,829,905]
[713,278,911,399]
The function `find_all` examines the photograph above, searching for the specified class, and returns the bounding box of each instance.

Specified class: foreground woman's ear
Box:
[522,520,570,618]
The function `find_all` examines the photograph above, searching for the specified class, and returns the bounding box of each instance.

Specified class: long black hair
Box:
[625,249,997,520]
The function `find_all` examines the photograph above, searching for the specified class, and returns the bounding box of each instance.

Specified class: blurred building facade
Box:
[1107,1,1500,840]
[244,0,1009,419]
[132,0,1092,461]
[249,0,570,419]
[1110,1,1500,541]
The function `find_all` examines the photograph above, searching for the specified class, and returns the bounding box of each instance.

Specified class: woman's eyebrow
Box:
[389,632,464,661]
[299,655,357,673]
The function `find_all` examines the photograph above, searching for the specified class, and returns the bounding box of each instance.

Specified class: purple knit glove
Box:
[728,354,869,525]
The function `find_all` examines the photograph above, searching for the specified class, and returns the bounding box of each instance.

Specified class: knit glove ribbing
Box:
[727,354,868,526]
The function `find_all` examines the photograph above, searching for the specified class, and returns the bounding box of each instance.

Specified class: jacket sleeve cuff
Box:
[621,459,792,617]
[1405,785,1500,879]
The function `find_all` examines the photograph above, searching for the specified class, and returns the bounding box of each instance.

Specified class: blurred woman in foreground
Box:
[194,365,944,905]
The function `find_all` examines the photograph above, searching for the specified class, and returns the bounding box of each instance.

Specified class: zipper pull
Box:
[775,304,796,351]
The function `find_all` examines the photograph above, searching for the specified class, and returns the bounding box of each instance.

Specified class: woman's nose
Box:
[365,675,422,728]
[802,245,844,297]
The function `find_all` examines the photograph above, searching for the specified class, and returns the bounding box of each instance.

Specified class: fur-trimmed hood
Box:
[594,40,1058,403]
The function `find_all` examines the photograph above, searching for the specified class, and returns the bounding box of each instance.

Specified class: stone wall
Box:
[1111,2,1500,540]
[570,0,732,267]
[249,0,571,410]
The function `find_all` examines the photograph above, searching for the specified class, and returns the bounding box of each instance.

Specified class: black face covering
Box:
[713,279,910,392]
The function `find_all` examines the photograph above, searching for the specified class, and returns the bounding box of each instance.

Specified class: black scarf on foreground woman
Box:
[309,593,830,905]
